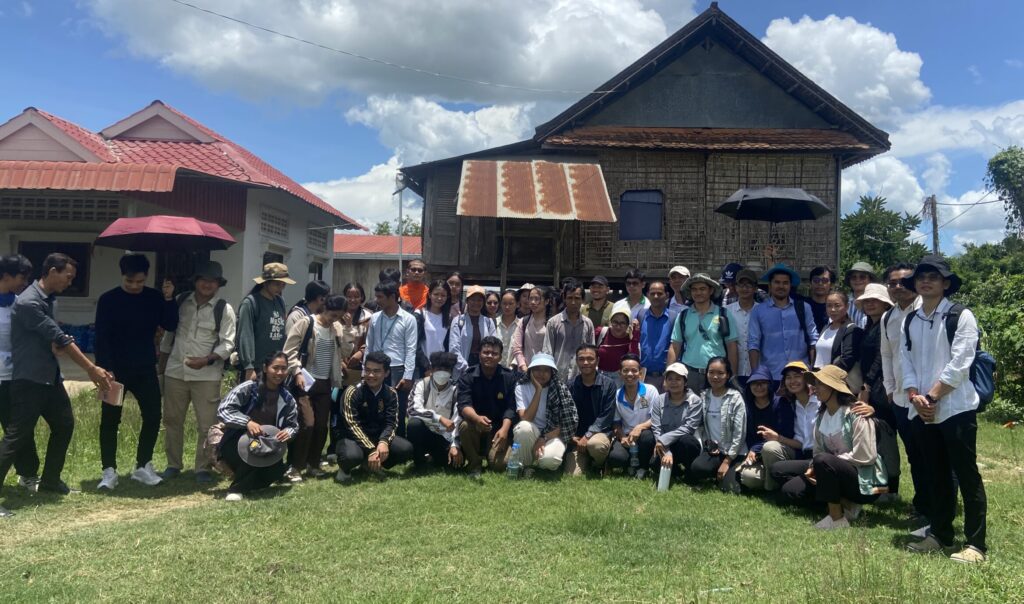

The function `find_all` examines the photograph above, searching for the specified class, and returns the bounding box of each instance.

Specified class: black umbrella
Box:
[714,187,832,223]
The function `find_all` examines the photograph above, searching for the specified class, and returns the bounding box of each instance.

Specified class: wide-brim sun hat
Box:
[237,425,287,467]
[782,360,810,376]
[527,353,557,372]
[761,263,801,287]
[681,273,722,299]
[804,365,853,397]
[253,262,297,285]
[856,283,893,307]
[900,254,962,296]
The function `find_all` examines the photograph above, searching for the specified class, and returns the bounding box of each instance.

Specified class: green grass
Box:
[1,388,1022,603]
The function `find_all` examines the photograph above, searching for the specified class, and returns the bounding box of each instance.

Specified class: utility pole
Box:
[922,194,939,254]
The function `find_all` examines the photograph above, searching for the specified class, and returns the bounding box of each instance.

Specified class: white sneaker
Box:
[18,476,40,493]
[225,492,243,502]
[843,503,862,521]
[814,515,850,530]
[98,467,119,490]
[130,462,164,486]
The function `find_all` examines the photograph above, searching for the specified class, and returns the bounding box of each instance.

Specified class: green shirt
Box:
[582,300,614,328]
[670,303,738,369]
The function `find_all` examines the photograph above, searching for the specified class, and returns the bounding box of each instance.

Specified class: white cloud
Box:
[1006,59,1024,69]
[921,153,952,194]
[889,100,1024,157]
[762,15,931,126]
[967,65,983,85]
[841,156,925,216]
[346,96,535,165]
[940,189,1007,252]
[84,0,683,105]
[303,155,419,230]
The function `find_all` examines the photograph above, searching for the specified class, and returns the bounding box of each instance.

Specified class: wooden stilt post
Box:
[500,219,509,291]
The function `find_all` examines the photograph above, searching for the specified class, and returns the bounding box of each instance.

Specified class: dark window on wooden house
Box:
[619,190,663,240]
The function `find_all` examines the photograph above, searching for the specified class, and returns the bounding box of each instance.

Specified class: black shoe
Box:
[38,480,71,495]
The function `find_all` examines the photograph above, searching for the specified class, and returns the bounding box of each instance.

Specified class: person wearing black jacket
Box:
[855,283,900,499]
[455,336,517,478]
[94,253,178,490]
[566,344,615,475]
[813,291,864,390]
[333,351,414,483]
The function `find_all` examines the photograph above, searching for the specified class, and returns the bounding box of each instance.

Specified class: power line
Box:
[165,0,618,96]
[861,190,996,245]
[935,199,1001,206]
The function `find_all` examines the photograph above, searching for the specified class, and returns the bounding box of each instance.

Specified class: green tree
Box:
[372,216,421,236]
[985,145,1024,235]
[839,195,929,275]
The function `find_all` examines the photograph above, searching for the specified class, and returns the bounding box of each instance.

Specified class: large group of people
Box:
[0,251,989,563]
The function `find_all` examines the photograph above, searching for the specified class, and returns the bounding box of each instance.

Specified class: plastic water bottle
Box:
[507,443,522,480]
[657,465,672,492]
[629,443,640,474]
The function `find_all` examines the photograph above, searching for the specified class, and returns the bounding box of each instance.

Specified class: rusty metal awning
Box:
[457,159,616,222]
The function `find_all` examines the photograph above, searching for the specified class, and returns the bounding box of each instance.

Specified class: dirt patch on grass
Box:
[0,493,213,548]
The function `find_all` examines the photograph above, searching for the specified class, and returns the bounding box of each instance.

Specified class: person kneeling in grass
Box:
[333,351,414,483]
[607,354,658,479]
[689,357,746,493]
[407,351,462,471]
[651,363,703,478]
[737,365,797,491]
[779,365,888,530]
[216,352,298,501]
[512,353,579,473]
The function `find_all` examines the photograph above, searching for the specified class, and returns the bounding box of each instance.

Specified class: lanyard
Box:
[377,313,400,345]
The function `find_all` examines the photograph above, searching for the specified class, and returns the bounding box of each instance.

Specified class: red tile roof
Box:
[0,161,177,192]
[544,127,871,151]
[0,102,363,229]
[457,160,615,222]
[334,234,422,256]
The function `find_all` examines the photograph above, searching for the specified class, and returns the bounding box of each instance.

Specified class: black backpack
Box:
[903,303,996,411]
[673,305,731,356]
[169,291,227,356]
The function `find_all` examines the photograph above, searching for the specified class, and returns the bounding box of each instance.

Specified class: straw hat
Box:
[804,365,853,396]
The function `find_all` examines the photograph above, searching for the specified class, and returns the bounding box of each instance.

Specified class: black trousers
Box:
[780,453,879,506]
[688,451,742,493]
[387,370,411,438]
[406,417,453,468]
[0,380,74,491]
[912,412,987,552]
[772,458,813,505]
[894,404,931,519]
[650,435,702,473]
[336,436,414,472]
[221,430,286,494]
[0,381,39,478]
[607,428,655,470]
[99,368,162,470]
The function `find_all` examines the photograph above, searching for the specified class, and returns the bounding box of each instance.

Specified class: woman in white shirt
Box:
[494,289,519,369]
[407,351,461,470]
[689,356,746,493]
[414,280,453,375]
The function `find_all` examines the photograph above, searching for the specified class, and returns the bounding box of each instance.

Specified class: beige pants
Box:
[739,441,795,491]
[563,433,612,476]
[512,422,566,471]
[163,376,222,472]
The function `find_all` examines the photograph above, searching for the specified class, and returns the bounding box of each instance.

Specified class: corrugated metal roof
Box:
[334,234,423,256]
[0,161,177,192]
[457,160,615,222]
[544,127,871,151]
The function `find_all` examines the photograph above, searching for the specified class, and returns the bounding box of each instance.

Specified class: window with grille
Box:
[259,207,289,241]
[0,196,120,222]
[307,224,329,252]
[618,190,663,240]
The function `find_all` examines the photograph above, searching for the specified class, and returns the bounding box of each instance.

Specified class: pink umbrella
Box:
[95,216,236,251]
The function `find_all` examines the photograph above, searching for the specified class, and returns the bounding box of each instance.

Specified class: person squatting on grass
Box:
[216,352,298,501]
[607,354,658,479]
[406,351,462,471]
[511,353,579,473]
[332,351,414,484]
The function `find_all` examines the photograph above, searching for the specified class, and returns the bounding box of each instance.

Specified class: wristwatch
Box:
[924,394,937,404]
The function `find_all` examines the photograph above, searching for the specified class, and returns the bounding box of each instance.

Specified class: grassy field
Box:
[1,388,1022,603]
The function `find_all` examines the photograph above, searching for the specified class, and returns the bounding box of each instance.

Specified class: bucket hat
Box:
[527,353,557,372]
[844,262,877,286]
[237,425,287,467]
[762,263,801,287]
[253,262,296,285]
[805,365,853,396]
[900,254,962,296]
[856,283,893,307]
[193,260,227,287]
[681,273,722,299]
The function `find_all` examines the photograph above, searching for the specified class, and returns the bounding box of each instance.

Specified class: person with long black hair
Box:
[339,282,370,388]
[511,286,553,374]
[414,279,453,374]
[217,352,299,501]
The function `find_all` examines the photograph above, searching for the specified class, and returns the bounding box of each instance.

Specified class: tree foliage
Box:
[373,216,422,236]
[985,145,1024,235]
[839,195,929,275]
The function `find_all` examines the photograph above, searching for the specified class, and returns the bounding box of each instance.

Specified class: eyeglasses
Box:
[611,320,629,327]
[886,280,904,288]
[811,277,831,285]
[362,367,386,376]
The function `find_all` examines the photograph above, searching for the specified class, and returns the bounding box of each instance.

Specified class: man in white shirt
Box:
[367,281,418,437]
[879,262,929,531]
[725,268,758,386]
[159,261,236,483]
[900,255,987,564]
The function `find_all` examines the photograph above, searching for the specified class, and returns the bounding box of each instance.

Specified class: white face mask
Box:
[431,371,452,388]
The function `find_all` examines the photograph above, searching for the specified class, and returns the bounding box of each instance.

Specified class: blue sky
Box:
[2,1,1021,251]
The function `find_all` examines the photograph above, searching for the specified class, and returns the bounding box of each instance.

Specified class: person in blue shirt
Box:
[637,281,672,391]
[748,264,818,380]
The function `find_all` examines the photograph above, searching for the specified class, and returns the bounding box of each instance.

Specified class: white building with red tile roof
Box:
[332,233,422,295]
[0,100,364,326]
